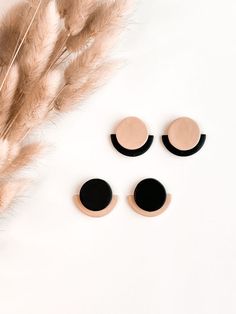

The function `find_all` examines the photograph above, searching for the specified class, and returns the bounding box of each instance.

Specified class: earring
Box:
[128,178,171,217]
[74,179,118,217]
[162,117,206,157]
[111,116,154,157]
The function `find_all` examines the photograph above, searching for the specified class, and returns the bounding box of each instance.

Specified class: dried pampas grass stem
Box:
[0,0,43,93]
[0,0,130,211]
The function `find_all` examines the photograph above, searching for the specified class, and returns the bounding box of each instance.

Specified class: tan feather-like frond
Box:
[6,71,61,143]
[57,0,96,35]
[0,65,19,132]
[56,61,116,112]
[0,179,29,212]
[1,143,43,177]
[0,0,46,106]
[0,140,10,169]
[0,0,129,212]
[54,0,128,111]
[66,0,128,52]
[46,29,69,70]
[0,2,28,66]
[56,0,71,18]
[19,0,60,88]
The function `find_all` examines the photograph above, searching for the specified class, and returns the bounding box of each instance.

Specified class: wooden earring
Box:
[74,179,118,217]
[111,116,154,157]
[162,117,206,157]
[128,178,171,217]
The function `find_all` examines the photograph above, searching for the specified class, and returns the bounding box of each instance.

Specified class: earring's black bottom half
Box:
[162,134,206,157]
[111,134,154,157]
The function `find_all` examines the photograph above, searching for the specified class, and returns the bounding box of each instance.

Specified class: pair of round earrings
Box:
[111,116,206,157]
[74,178,171,218]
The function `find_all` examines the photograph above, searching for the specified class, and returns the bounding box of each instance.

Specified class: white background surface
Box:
[0,0,236,313]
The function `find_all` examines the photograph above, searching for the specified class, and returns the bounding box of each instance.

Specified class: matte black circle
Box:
[80,179,113,212]
[134,178,167,212]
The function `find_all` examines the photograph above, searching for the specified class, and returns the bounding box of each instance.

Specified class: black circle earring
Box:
[128,178,171,217]
[74,179,118,217]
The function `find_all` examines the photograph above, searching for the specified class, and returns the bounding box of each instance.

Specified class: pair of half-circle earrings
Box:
[111,116,206,157]
[74,178,171,218]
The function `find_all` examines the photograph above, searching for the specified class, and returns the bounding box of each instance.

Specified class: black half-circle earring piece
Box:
[162,117,206,157]
[74,179,118,217]
[128,178,171,217]
[111,117,154,157]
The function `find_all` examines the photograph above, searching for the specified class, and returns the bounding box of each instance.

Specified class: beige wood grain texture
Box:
[116,117,148,150]
[127,194,171,217]
[73,195,118,218]
[168,117,201,151]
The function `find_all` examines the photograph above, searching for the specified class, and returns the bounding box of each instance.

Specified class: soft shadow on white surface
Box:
[0,0,236,314]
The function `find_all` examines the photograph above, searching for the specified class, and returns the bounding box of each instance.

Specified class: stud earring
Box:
[74,179,118,217]
[111,116,154,157]
[162,117,206,157]
[128,178,171,217]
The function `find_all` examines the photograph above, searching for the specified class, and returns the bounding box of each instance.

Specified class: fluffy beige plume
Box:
[0,0,45,98]
[56,61,116,111]
[49,0,97,70]
[18,0,60,89]
[0,179,29,212]
[0,143,42,177]
[0,140,10,169]
[56,0,71,18]
[0,1,55,92]
[67,0,128,52]
[6,70,61,143]
[54,0,128,111]
[46,30,69,70]
[0,65,19,132]
[65,41,104,83]
[0,2,28,66]
[65,0,127,81]
[57,0,96,35]
[0,0,129,211]
[54,40,106,110]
